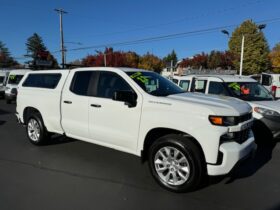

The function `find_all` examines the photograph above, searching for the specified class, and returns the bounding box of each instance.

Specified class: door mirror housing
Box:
[113,90,137,108]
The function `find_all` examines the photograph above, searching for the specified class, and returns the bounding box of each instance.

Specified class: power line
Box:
[52,17,280,54]
[69,0,267,38]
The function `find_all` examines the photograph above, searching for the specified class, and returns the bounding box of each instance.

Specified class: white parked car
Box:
[0,70,10,98]
[173,75,280,141]
[16,67,256,192]
[5,69,31,104]
[261,73,280,99]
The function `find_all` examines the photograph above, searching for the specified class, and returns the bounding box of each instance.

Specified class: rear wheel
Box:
[148,134,205,193]
[26,113,50,145]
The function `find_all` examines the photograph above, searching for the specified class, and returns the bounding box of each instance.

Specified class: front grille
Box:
[220,128,251,144]
[238,113,252,123]
[235,129,250,144]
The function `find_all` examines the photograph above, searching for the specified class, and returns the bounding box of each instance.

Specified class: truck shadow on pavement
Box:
[0,120,6,126]
[209,140,277,186]
[44,135,77,146]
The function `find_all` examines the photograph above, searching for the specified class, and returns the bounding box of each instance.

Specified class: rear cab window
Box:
[23,73,62,89]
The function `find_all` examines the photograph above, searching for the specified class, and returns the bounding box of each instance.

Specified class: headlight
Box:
[209,116,238,126]
[254,107,280,117]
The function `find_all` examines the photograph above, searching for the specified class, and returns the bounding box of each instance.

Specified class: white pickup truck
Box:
[16,67,256,192]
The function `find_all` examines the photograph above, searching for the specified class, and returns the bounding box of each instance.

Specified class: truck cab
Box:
[176,74,280,141]
[5,69,31,103]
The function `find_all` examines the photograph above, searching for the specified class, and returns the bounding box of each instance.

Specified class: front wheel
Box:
[148,134,205,193]
[26,114,50,145]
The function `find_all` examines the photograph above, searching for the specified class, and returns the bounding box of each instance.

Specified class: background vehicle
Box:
[16,68,255,192]
[5,69,30,104]
[175,75,280,142]
[0,70,10,98]
[261,73,280,99]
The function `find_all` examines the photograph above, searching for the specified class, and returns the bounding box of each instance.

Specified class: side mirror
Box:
[113,90,137,108]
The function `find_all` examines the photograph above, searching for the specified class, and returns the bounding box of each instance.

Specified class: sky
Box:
[1,0,280,65]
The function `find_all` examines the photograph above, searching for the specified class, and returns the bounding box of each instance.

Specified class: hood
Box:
[167,92,252,116]
[250,100,280,112]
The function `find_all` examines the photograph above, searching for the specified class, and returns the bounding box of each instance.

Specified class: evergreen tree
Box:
[26,33,47,59]
[0,41,17,68]
[163,50,178,66]
[25,33,58,69]
[229,20,271,75]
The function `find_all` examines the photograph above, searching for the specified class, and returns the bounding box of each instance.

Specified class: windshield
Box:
[127,71,184,96]
[226,82,274,101]
[0,76,4,84]
[8,75,24,85]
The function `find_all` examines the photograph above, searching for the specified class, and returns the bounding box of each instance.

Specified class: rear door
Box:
[88,71,142,152]
[61,71,95,139]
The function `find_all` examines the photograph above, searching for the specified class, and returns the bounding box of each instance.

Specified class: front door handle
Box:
[90,104,101,108]
[64,100,72,104]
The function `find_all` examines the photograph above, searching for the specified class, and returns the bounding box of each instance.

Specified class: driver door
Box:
[88,71,142,152]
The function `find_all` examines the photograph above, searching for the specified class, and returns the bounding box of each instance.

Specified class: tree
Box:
[124,51,139,68]
[269,43,280,73]
[163,50,178,66]
[207,51,234,69]
[25,33,58,69]
[138,53,164,73]
[0,41,18,68]
[229,20,271,75]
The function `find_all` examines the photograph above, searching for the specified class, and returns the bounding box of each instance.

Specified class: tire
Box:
[26,113,50,145]
[148,134,205,193]
[6,99,11,104]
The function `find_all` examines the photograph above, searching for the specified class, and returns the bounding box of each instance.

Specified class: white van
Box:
[0,70,10,98]
[261,73,280,98]
[5,69,31,104]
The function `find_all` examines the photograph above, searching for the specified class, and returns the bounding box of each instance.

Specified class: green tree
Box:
[0,41,18,68]
[163,50,178,66]
[229,20,271,75]
[138,53,164,73]
[269,43,280,73]
[25,33,59,69]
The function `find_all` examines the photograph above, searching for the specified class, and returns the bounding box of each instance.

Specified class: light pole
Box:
[221,24,266,76]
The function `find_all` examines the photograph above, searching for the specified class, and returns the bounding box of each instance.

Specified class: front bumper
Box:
[260,116,280,138]
[207,135,256,176]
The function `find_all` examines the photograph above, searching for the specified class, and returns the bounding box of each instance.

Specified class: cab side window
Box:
[194,80,207,93]
[97,72,133,99]
[208,82,229,96]
[179,80,190,91]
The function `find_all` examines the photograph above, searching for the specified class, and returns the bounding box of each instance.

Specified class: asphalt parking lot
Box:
[0,100,280,210]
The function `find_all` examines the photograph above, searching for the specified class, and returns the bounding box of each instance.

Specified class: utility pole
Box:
[104,53,107,67]
[170,60,174,78]
[54,8,67,69]
[239,35,245,76]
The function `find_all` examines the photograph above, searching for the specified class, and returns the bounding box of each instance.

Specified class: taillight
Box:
[271,85,277,97]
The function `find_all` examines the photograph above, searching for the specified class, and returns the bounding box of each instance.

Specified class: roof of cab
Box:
[174,74,257,83]
[73,67,151,73]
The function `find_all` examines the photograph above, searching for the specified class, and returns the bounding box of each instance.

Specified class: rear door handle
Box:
[64,100,72,104]
[90,104,101,108]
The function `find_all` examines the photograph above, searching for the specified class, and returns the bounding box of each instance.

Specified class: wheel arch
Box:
[141,127,205,163]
